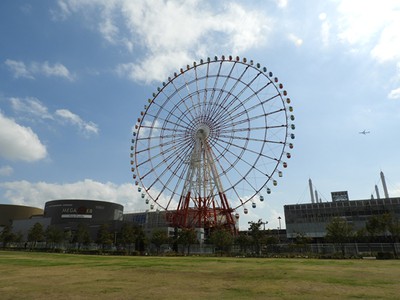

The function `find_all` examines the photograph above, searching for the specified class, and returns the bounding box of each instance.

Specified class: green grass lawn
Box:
[0,251,399,299]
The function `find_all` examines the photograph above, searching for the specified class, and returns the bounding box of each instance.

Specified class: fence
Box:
[2,242,400,257]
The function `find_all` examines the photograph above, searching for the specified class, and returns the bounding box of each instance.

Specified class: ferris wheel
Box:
[130,55,295,230]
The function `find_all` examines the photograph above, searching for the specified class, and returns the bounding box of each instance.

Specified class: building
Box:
[0,204,43,229]
[44,199,123,225]
[284,197,400,239]
[4,200,124,241]
[43,199,124,240]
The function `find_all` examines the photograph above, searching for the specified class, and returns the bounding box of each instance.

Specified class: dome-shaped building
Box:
[43,199,124,241]
[0,204,43,227]
[44,199,123,224]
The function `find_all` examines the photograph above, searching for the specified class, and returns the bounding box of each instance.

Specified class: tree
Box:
[134,225,148,254]
[74,223,91,250]
[384,214,400,258]
[210,227,234,255]
[45,226,65,249]
[366,215,387,241]
[325,217,353,257]
[235,233,252,254]
[96,223,113,250]
[28,222,45,248]
[118,223,136,253]
[291,232,312,253]
[150,229,169,254]
[0,225,15,248]
[387,216,400,243]
[248,220,264,255]
[177,228,197,255]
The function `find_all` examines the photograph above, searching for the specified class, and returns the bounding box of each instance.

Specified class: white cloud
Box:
[50,0,71,21]
[288,33,303,47]
[8,97,99,137]
[0,166,13,176]
[56,0,272,83]
[55,109,99,136]
[371,18,400,63]
[4,59,34,79]
[0,112,47,162]
[276,0,288,9]
[0,179,145,213]
[336,0,400,63]
[319,12,331,47]
[41,61,74,80]
[4,59,74,80]
[10,97,53,120]
[388,87,400,100]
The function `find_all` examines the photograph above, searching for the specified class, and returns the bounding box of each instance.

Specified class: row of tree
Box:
[0,222,207,254]
[1,212,399,256]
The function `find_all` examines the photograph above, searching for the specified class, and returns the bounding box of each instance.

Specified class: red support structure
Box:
[171,191,237,234]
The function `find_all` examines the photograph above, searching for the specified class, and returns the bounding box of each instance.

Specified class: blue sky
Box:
[1,0,400,230]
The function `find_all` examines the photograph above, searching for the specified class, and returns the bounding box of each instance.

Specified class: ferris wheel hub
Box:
[195,124,210,141]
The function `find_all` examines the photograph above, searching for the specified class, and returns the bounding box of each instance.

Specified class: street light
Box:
[260,219,268,231]
[277,216,282,243]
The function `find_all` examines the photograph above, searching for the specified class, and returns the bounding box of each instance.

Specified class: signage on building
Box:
[331,191,349,202]
[61,206,93,219]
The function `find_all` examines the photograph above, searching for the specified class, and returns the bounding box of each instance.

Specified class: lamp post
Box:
[277,216,282,243]
[257,219,268,231]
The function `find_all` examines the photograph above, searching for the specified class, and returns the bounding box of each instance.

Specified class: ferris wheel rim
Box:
[131,55,294,213]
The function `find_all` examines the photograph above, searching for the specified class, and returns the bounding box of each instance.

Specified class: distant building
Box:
[43,199,124,240]
[284,197,400,239]
[0,204,43,227]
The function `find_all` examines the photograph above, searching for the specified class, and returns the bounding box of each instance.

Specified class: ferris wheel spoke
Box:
[207,145,243,201]
[208,63,251,122]
[163,159,192,209]
[228,94,282,124]
[218,134,283,144]
[205,61,225,116]
[169,74,200,121]
[144,145,191,193]
[216,137,279,172]
[136,132,187,143]
[182,76,201,118]
[226,139,281,162]
[137,132,189,151]
[149,149,191,205]
[200,62,211,120]
[142,106,193,131]
[211,71,263,124]
[136,134,191,162]
[207,63,238,118]
[136,128,187,142]
[212,137,270,177]
[141,150,186,187]
[161,79,198,119]
[211,139,260,194]
[218,109,286,131]
[219,124,286,137]
[218,85,276,126]
[193,65,204,119]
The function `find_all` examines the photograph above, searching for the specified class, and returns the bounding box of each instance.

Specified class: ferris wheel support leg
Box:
[174,192,191,228]
[218,192,237,234]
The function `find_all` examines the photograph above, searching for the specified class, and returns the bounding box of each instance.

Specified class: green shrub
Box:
[376,252,395,260]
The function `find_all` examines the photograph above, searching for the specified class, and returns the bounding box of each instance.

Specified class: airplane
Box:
[359,130,370,135]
